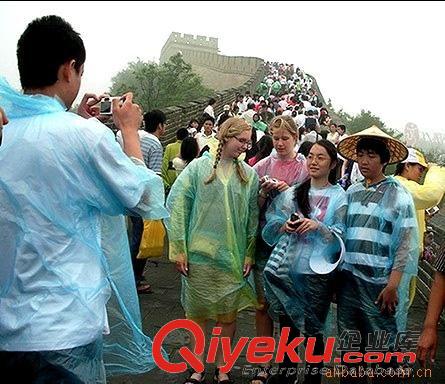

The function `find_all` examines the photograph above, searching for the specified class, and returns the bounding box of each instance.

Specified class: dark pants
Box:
[277,314,326,384]
[337,270,402,384]
[129,215,146,284]
[0,340,104,384]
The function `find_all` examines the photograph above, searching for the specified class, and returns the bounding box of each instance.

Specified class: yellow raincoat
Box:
[395,164,445,305]
[164,151,259,322]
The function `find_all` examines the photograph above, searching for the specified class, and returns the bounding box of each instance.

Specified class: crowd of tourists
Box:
[1,14,445,384]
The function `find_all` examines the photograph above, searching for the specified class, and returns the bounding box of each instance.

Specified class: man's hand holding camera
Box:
[111,92,142,134]
[77,93,110,122]
[111,92,144,161]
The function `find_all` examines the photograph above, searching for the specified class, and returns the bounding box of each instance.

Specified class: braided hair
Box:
[204,117,250,185]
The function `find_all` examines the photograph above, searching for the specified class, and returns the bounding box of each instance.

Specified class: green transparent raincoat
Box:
[165,152,260,322]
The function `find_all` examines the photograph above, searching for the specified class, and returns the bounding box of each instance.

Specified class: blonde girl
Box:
[250,115,309,384]
[165,117,260,384]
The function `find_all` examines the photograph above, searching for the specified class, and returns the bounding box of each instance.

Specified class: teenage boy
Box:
[336,126,419,383]
[0,15,167,382]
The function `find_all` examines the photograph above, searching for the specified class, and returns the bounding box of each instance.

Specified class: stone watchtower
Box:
[159,32,219,64]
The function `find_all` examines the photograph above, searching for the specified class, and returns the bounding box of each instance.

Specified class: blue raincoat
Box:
[0,77,168,378]
[262,183,347,334]
[338,177,419,338]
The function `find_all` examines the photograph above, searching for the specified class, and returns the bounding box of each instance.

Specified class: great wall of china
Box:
[157,32,443,305]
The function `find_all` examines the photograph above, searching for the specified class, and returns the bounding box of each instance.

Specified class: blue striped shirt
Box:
[140,133,163,173]
[342,177,418,284]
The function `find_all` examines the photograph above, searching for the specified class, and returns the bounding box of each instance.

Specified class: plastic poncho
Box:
[340,177,419,331]
[271,81,282,95]
[262,184,347,334]
[0,77,168,377]
[164,152,260,322]
[254,153,308,190]
[395,166,445,306]
[256,82,268,98]
[253,153,309,266]
[252,120,268,133]
[395,165,445,252]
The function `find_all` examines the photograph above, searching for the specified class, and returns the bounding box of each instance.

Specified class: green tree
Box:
[333,108,402,139]
[109,53,212,111]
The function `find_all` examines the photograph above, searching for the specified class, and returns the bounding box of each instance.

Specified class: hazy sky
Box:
[1,1,445,136]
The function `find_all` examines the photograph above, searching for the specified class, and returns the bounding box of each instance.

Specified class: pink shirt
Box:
[253,153,308,186]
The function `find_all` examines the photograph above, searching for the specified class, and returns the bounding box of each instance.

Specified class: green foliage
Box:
[334,108,402,139]
[332,106,444,164]
[109,53,212,112]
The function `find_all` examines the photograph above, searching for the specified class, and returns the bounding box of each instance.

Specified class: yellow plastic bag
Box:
[137,220,166,259]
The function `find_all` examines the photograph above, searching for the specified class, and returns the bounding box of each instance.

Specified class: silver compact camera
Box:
[263,175,278,184]
[99,97,113,115]
[99,96,125,115]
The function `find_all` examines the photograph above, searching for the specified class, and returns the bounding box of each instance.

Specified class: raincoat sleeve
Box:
[399,165,445,210]
[164,159,198,263]
[315,190,348,242]
[245,172,260,265]
[391,189,419,275]
[88,127,168,220]
[262,189,294,246]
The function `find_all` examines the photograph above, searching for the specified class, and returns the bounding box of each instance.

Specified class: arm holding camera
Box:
[112,93,144,162]
[258,176,289,207]
[77,93,109,119]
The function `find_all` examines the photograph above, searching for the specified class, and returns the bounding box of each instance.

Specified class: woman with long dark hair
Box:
[172,137,200,175]
[262,140,347,384]
[247,135,274,167]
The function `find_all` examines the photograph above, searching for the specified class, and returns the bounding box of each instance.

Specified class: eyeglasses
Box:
[233,136,252,150]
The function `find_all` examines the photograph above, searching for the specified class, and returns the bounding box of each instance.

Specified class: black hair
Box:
[17,15,85,89]
[298,141,313,157]
[144,109,166,133]
[294,140,338,218]
[208,98,216,105]
[394,162,405,176]
[176,128,189,140]
[188,118,199,127]
[337,124,346,132]
[180,137,199,164]
[298,126,306,141]
[201,116,215,126]
[356,137,391,164]
[218,113,231,127]
[319,115,330,125]
[254,135,274,162]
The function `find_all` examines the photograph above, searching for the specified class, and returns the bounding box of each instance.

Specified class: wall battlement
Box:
[160,32,219,64]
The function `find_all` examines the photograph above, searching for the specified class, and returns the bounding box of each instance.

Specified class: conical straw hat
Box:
[337,126,408,164]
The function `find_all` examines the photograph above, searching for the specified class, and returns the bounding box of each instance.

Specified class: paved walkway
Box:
[110,258,445,384]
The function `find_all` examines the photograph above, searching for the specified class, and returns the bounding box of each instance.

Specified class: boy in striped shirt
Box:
[336,127,419,382]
